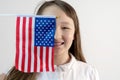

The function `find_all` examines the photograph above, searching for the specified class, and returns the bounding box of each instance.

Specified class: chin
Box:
[54,52,61,56]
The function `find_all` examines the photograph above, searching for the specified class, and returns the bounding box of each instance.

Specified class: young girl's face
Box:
[41,5,75,56]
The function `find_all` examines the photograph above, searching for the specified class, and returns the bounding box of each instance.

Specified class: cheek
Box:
[63,31,74,43]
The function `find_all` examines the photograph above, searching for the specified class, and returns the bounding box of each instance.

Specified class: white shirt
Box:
[37,54,100,80]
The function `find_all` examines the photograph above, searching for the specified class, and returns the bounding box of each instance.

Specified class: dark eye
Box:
[62,27,69,29]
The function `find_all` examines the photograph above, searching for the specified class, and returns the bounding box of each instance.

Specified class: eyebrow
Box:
[60,21,72,25]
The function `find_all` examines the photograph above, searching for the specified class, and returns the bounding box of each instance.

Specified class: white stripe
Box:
[18,17,23,71]
[37,47,40,72]
[49,47,52,71]
[31,17,34,72]
[24,17,29,72]
[43,47,46,71]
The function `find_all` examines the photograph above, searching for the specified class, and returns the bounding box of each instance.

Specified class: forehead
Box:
[41,5,74,26]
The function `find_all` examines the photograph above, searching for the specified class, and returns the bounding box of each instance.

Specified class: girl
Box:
[1,0,99,80]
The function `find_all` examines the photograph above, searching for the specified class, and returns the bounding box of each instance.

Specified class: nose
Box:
[54,27,61,40]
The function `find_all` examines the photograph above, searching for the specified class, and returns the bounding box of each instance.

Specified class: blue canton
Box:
[34,17,56,47]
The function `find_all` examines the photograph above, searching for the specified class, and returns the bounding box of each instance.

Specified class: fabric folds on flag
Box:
[15,15,56,73]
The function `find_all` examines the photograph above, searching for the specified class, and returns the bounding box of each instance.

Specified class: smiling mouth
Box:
[54,42,64,47]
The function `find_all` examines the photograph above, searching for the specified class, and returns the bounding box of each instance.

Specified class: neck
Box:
[54,52,71,66]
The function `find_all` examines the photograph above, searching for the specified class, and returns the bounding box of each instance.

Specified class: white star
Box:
[36,19,39,22]
[44,20,46,22]
[38,22,41,24]
[36,43,38,45]
[52,20,54,22]
[36,33,38,36]
[40,20,42,22]
[48,20,50,22]
[42,27,44,29]
[36,38,38,40]
[42,32,44,34]
[52,25,54,27]
[36,25,38,27]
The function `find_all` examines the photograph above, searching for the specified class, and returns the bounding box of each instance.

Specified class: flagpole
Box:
[0,14,56,18]
[0,14,34,16]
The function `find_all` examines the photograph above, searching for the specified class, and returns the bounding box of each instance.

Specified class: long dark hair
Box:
[4,0,86,80]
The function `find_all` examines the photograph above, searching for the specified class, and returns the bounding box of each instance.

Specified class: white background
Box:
[0,0,120,80]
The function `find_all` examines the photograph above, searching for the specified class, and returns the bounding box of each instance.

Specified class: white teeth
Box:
[54,43,62,46]
[54,42,64,46]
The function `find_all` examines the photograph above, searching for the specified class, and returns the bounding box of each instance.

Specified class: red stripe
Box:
[27,17,32,72]
[34,46,37,72]
[46,47,49,71]
[15,17,20,69]
[40,47,43,72]
[51,48,54,71]
[21,17,26,72]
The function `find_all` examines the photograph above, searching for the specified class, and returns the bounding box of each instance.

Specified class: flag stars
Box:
[50,23,52,25]
[48,20,50,22]
[44,20,46,22]
[38,22,41,24]
[36,19,39,22]
[35,17,55,47]
[40,20,42,22]
[52,20,54,22]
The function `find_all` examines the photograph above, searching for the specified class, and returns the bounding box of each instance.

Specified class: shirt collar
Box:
[54,53,76,72]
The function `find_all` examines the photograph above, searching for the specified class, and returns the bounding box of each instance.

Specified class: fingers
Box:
[0,73,6,80]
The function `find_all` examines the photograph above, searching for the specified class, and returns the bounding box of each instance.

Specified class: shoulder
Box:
[71,56,100,80]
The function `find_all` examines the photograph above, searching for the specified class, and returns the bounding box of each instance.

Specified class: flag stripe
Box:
[19,17,23,71]
[27,17,32,72]
[37,47,40,72]
[43,47,46,71]
[46,47,49,71]
[49,47,52,71]
[30,17,35,72]
[34,46,37,72]
[52,48,54,71]
[24,17,29,72]
[15,17,20,69]
[21,17,26,72]
[40,47,43,72]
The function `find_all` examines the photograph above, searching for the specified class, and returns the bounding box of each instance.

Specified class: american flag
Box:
[15,16,56,72]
